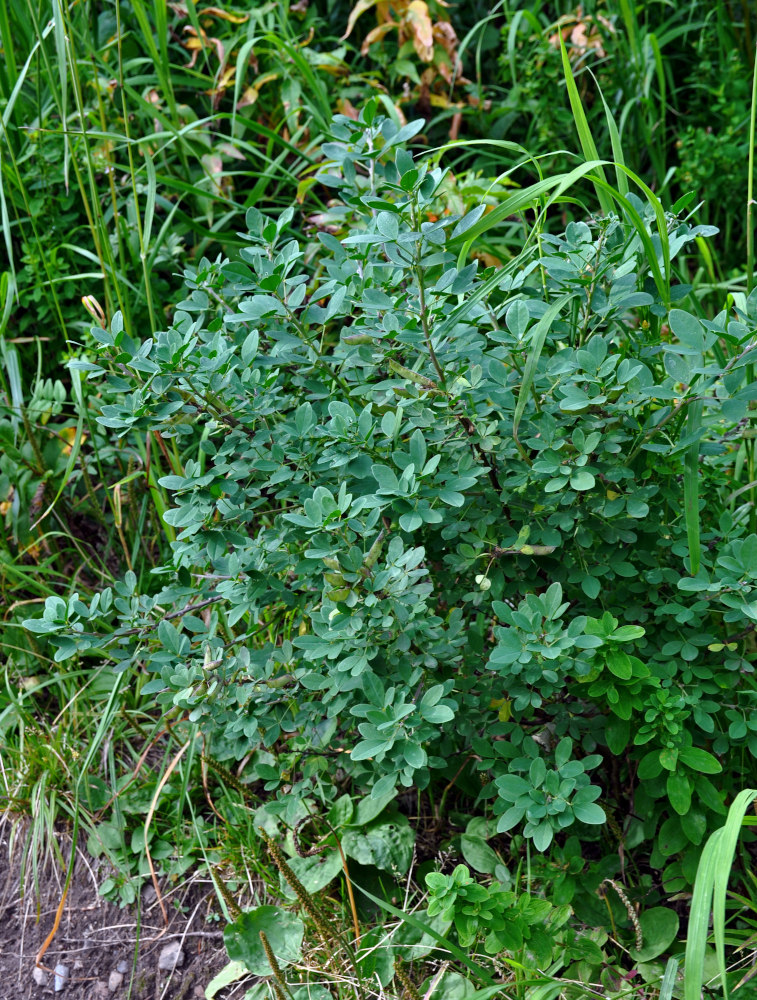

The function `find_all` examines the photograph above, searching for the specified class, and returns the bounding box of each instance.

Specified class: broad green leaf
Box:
[460,835,499,875]
[279,851,343,901]
[572,801,606,825]
[342,815,415,873]
[224,906,304,976]
[678,747,722,774]
[667,771,692,816]
[630,907,679,962]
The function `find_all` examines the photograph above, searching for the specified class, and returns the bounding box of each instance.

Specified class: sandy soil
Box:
[0,830,235,1000]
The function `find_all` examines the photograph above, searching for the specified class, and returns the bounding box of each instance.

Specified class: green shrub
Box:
[25,103,757,901]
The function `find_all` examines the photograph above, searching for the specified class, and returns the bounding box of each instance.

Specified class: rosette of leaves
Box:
[425,863,555,962]
[494,738,605,851]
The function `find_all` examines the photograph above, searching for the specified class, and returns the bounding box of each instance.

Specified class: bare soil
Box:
[0,829,233,1000]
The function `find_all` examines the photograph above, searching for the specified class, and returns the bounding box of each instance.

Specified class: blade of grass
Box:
[0,0,18,99]
[0,270,12,336]
[1,341,23,437]
[747,40,757,296]
[559,34,613,217]
[444,156,671,308]
[684,397,704,575]
[231,37,259,134]
[594,74,629,198]
[505,9,542,88]
[513,295,572,457]
[129,0,181,125]
[712,789,757,999]
[589,168,672,307]
[685,828,723,1000]
[685,789,757,1000]
[444,159,610,252]
[51,0,70,192]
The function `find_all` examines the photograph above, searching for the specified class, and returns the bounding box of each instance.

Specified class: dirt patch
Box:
[0,829,232,1000]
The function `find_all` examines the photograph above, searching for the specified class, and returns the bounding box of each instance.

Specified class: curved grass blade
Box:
[513,295,572,455]
[595,75,629,198]
[685,789,757,1000]
[29,370,86,531]
[684,397,703,575]
[559,34,613,217]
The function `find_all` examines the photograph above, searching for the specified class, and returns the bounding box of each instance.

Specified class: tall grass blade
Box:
[450,157,672,308]
[130,0,179,122]
[559,35,613,217]
[685,789,757,1000]
[52,0,70,191]
[591,167,672,307]
[685,829,722,1000]
[513,295,572,454]
[1,18,54,127]
[596,77,629,198]
[0,270,12,336]
[684,398,703,575]
[1,341,23,437]
[747,40,757,296]
[231,37,259,134]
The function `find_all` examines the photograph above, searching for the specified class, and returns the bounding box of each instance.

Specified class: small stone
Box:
[93,981,110,999]
[32,967,48,987]
[141,884,157,906]
[108,971,124,992]
[116,961,129,975]
[158,941,185,971]
[53,964,69,992]
[193,987,205,998]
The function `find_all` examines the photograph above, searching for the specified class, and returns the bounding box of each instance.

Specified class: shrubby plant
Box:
[26,102,757,902]
[426,862,556,960]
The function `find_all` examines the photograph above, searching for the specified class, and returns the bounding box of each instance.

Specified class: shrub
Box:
[26,103,757,894]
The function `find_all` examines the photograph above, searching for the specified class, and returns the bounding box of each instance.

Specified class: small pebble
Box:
[93,981,110,999]
[108,970,123,992]
[32,967,48,987]
[53,964,69,992]
[158,941,185,971]
[193,987,205,998]
[116,961,129,975]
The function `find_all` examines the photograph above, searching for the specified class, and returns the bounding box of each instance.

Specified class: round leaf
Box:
[630,907,680,962]
[279,851,343,901]
[570,469,595,491]
[224,906,304,975]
